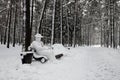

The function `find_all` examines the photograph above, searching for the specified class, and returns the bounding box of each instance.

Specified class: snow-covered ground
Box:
[0,44,120,80]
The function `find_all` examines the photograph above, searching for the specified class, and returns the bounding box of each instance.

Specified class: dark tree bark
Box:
[73,0,78,47]
[7,1,12,48]
[51,0,56,45]
[13,4,17,47]
[4,4,10,45]
[25,0,31,51]
[0,27,3,44]
[30,0,34,36]
[60,0,63,44]
[66,6,69,46]
[4,23,8,45]
[109,0,117,48]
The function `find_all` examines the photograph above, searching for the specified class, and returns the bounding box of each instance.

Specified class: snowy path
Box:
[0,45,120,80]
[70,47,120,80]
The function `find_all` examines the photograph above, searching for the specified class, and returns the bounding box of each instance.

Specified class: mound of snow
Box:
[52,44,70,55]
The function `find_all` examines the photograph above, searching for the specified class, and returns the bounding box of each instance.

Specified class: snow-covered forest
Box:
[1,0,120,48]
[1,0,120,80]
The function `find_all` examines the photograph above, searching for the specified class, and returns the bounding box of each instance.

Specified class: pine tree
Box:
[13,4,17,47]
[7,0,12,48]
[51,0,56,45]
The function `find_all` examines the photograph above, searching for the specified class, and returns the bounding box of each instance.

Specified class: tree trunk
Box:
[119,23,120,46]
[101,13,104,46]
[25,0,31,51]
[60,0,63,44]
[51,0,56,45]
[30,0,34,38]
[73,0,77,47]
[7,1,12,48]
[66,8,69,46]
[38,0,47,34]
[0,27,3,44]
[13,4,17,47]
[4,9,9,45]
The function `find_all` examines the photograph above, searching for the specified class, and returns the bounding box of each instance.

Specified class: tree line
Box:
[0,0,120,50]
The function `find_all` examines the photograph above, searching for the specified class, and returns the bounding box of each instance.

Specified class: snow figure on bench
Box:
[29,33,56,63]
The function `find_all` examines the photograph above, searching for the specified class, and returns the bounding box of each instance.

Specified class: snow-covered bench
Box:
[20,44,68,64]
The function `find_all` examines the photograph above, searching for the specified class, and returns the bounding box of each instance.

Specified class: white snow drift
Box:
[0,44,120,80]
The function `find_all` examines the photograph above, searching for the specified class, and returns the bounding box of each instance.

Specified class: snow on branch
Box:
[63,1,75,7]
[0,8,7,14]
